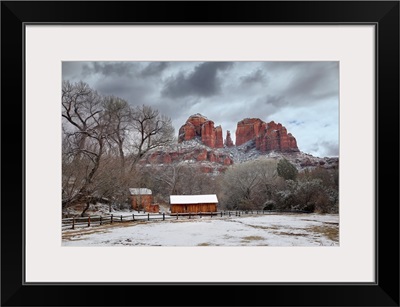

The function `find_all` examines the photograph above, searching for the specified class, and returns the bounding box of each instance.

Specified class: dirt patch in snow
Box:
[276,231,308,237]
[242,236,264,241]
[307,225,339,242]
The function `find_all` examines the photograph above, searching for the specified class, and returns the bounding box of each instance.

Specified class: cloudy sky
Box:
[62,61,339,157]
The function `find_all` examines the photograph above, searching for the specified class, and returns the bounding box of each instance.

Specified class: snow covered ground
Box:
[62,213,339,247]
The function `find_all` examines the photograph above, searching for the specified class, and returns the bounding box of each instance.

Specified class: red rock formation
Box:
[178,114,208,142]
[215,126,223,148]
[201,120,216,147]
[236,119,299,153]
[162,153,172,164]
[178,122,196,142]
[225,130,234,147]
[235,118,265,146]
[223,157,233,165]
[196,149,208,161]
[258,121,299,153]
[179,114,223,149]
[207,151,218,162]
[145,115,299,174]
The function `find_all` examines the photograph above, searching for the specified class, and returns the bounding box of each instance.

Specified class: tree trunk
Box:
[81,201,91,217]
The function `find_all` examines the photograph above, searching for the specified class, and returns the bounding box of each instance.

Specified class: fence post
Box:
[163,213,165,221]
[177,214,178,220]
[199,212,202,218]
[133,214,135,221]
[189,213,191,219]
[111,214,113,224]
[148,213,150,221]
[229,211,231,217]
[100,216,102,225]
[239,211,241,217]
[220,212,222,217]
[72,217,75,230]
[88,216,90,227]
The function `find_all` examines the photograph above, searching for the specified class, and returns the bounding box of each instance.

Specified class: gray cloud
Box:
[286,62,338,101]
[240,69,267,85]
[161,62,233,98]
[264,95,289,107]
[83,62,140,77]
[264,61,339,106]
[140,62,169,77]
[62,62,84,80]
[312,141,339,157]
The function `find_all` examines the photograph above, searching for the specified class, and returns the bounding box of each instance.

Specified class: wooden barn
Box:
[169,194,218,214]
[129,188,159,213]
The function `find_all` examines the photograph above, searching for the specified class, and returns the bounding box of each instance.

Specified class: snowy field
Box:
[62,214,339,247]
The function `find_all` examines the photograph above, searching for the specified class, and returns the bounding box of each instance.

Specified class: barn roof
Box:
[129,188,152,195]
[170,194,218,204]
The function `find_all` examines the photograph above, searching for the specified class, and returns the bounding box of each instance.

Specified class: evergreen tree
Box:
[277,158,298,181]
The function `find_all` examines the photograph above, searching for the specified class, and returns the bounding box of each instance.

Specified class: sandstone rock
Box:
[178,122,196,142]
[215,126,223,148]
[178,114,224,149]
[162,153,172,164]
[178,114,208,143]
[201,120,216,147]
[225,130,234,147]
[196,149,208,161]
[236,118,299,153]
[207,151,218,163]
[235,118,265,146]
[223,156,233,166]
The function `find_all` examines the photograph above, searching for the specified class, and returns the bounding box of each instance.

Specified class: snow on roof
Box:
[170,194,218,204]
[129,188,152,195]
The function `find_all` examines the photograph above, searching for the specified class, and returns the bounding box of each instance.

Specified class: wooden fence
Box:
[62,210,311,231]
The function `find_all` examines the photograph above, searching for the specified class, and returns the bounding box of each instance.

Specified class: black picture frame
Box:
[1,1,399,306]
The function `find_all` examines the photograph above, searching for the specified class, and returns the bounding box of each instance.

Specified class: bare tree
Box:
[128,105,175,169]
[62,81,103,152]
[151,163,185,196]
[102,96,131,169]
[62,81,112,214]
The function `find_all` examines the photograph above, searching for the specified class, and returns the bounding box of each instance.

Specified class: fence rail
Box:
[62,210,311,230]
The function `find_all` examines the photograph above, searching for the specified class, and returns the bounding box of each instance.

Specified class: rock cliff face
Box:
[179,114,299,153]
[145,146,233,166]
[236,118,299,153]
[235,118,265,146]
[142,140,233,174]
[225,130,234,147]
[178,114,223,148]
